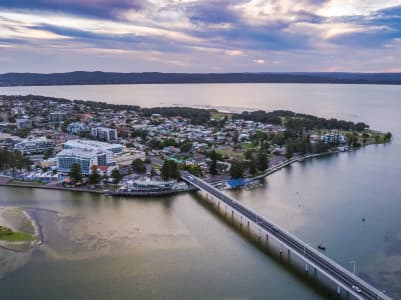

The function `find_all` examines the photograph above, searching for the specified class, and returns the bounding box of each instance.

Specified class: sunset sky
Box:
[1,0,401,73]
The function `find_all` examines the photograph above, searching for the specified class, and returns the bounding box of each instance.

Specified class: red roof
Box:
[96,165,110,172]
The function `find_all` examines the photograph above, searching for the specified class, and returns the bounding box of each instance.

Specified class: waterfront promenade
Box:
[181,171,391,300]
[0,151,337,196]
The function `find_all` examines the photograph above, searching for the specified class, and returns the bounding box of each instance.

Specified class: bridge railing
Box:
[182,172,391,300]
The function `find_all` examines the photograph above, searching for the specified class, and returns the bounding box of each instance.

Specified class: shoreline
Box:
[0,180,105,194]
[0,150,339,197]
[252,151,338,181]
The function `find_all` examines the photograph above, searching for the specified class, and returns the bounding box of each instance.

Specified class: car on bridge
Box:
[272,226,280,233]
[352,285,362,293]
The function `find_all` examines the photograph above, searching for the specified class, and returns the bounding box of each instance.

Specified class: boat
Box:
[318,244,326,251]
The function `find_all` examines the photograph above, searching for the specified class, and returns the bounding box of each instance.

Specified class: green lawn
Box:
[241,142,256,150]
[9,180,46,186]
[0,225,34,242]
[211,111,232,120]
[0,231,34,242]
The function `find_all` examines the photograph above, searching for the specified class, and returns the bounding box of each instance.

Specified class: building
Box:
[91,127,118,142]
[16,117,32,129]
[14,137,54,155]
[93,165,118,177]
[66,122,91,134]
[63,139,122,155]
[122,178,177,192]
[11,106,25,116]
[57,139,123,174]
[49,112,67,123]
[56,149,108,174]
[0,133,22,149]
[321,131,346,144]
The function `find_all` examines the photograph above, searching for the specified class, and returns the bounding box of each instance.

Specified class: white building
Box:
[56,149,108,174]
[91,127,118,142]
[57,139,124,174]
[16,117,32,129]
[66,122,91,134]
[64,139,122,152]
[14,137,54,155]
[321,131,346,144]
[49,112,67,123]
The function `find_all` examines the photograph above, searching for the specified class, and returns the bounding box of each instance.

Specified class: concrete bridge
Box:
[181,171,391,300]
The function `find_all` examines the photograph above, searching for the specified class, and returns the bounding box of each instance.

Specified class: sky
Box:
[0,0,401,73]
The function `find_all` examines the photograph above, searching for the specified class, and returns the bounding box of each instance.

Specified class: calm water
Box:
[0,83,401,299]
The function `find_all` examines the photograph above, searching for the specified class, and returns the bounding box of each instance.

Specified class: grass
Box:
[216,147,244,160]
[211,111,232,120]
[241,142,256,150]
[9,180,46,186]
[0,231,34,242]
[338,130,390,146]
[0,226,34,242]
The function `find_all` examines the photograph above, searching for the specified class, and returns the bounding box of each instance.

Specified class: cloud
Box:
[1,0,401,72]
[253,59,265,64]
[0,0,146,19]
[224,49,244,56]
[185,0,242,24]
[318,0,401,17]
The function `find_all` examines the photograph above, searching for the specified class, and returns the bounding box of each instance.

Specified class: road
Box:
[181,171,391,300]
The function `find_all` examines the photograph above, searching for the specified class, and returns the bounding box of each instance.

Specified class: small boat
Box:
[318,244,326,251]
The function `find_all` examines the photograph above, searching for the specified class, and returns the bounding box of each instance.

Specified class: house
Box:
[92,165,118,177]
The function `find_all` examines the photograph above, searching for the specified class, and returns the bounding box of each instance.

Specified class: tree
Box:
[256,149,268,171]
[302,138,310,155]
[229,160,244,179]
[232,130,239,144]
[209,157,218,175]
[43,148,54,160]
[88,165,101,185]
[12,150,32,174]
[285,144,294,159]
[183,164,202,177]
[0,149,32,172]
[150,168,157,177]
[131,129,148,139]
[161,160,180,181]
[206,150,224,161]
[352,132,361,148]
[111,169,122,184]
[244,149,255,160]
[61,120,72,132]
[179,141,192,153]
[131,159,146,174]
[15,128,30,138]
[384,132,392,142]
[69,163,82,182]
[345,132,354,147]
[249,158,258,176]
[271,133,286,146]
[207,150,222,176]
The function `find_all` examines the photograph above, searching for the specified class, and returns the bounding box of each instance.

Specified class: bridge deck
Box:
[181,171,391,300]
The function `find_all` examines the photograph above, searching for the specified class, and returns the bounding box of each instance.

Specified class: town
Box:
[0,95,392,195]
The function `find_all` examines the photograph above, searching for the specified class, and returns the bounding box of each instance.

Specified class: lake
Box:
[0,83,400,299]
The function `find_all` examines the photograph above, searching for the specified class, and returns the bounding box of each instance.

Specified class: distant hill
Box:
[1,71,401,86]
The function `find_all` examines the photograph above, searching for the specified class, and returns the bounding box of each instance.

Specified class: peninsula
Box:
[0,95,392,195]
